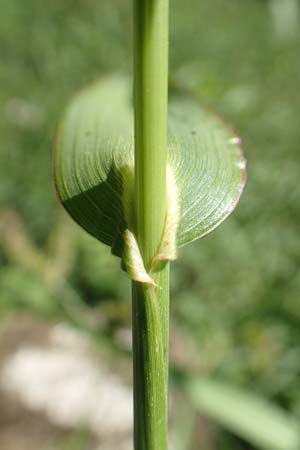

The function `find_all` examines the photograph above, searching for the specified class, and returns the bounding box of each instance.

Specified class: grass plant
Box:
[53,1,245,448]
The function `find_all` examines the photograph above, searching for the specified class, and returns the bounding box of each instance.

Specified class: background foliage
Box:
[1,0,300,449]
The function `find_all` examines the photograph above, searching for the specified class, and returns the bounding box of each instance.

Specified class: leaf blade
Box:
[168,97,246,247]
[53,76,246,257]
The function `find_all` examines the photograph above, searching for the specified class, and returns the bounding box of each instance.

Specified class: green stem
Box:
[133,0,169,267]
[132,0,169,449]
[132,266,169,450]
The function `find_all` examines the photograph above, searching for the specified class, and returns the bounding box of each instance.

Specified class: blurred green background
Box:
[0,0,300,449]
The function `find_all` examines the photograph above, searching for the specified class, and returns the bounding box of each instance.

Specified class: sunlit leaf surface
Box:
[54,76,246,256]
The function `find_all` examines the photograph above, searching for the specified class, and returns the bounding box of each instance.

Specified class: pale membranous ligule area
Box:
[54,75,246,274]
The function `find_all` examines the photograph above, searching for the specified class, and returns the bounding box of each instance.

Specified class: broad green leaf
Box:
[53,76,245,257]
[184,377,300,450]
